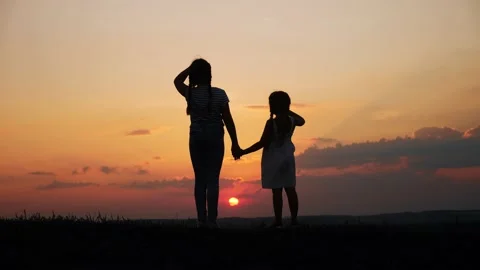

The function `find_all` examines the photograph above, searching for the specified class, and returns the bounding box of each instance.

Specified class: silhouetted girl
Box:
[174,58,241,228]
[238,91,305,228]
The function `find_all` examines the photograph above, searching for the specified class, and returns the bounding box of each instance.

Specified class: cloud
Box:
[136,169,149,175]
[100,166,117,175]
[463,126,480,138]
[236,185,262,199]
[371,110,401,121]
[97,165,150,176]
[36,180,99,190]
[245,103,312,110]
[413,127,463,140]
[126,129,151,136]
[28,171,56,176]
[296,126,480,171]
[224,155,260,164]
[153,156,162,160]
[116,177,242,191]
[311,137,342,148]
[72,166,90,175]
[312,137,340,144]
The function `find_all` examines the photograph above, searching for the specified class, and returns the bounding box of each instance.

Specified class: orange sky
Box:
[1,0,479,219]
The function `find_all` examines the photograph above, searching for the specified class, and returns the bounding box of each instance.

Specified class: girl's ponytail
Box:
[265,112,274,150]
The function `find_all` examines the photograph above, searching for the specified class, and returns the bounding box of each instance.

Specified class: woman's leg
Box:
[206,136,225,224]
[285,187,299,224]
[189,136,208,223]
[271,188,283,225]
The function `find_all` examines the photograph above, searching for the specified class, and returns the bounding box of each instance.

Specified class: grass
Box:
[1,211,479,269]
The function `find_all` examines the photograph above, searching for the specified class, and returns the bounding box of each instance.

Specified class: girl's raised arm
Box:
[289,110,305,126]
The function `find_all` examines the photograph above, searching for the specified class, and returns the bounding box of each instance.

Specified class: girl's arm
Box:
[241,120,272,156]
[289,110,305,126]
[173,66,190,97]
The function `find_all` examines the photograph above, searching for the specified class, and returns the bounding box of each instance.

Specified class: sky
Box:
[0,0,479,219]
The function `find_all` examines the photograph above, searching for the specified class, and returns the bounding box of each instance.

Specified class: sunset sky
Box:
[1,0,479,219]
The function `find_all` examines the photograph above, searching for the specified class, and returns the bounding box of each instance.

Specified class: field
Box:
[1,212,479,269]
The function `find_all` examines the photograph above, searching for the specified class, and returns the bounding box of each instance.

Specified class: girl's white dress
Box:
[261,116,296,189]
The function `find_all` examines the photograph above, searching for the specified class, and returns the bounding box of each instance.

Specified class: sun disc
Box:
[228,197,239,206]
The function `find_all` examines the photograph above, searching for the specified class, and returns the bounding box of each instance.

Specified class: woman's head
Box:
[269,91,291,115]
[186,58,213,115]
[189,58,211,86]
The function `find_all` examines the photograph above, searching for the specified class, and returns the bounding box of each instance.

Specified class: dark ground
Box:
[1,219,479,269]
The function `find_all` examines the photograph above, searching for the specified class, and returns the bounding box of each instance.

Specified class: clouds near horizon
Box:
[2,124,480,218]
[37,180,99,190]
[114,177,243,191]
[72,166,90,175]
[28,171,56,176]
[464,126,480,138]
[297,125,480,172]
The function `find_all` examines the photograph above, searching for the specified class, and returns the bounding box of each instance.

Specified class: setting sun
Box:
[228,197,239,207]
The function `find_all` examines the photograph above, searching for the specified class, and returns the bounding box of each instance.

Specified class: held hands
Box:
[231,143,243,160]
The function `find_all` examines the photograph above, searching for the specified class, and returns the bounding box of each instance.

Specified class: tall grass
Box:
[0,209,130,224]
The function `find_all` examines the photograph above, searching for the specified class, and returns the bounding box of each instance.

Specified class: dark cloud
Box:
[245,105,268,110]
[245,103,312,110]
[311,137,342,148]
[153,156,162,160]
[117,177,242,190]
[36,180,99,190]
[72,166,90,175]
[100,166,116,175]
[97,165,150,176]
[463,126,480,138]
[136,169,149,175]
[296,126,480,171]
[413,127,463,140]
[126,129,151,136]
[312,137,340,144]
[28,171,56,176]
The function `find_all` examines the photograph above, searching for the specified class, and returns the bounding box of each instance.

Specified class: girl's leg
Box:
[285,187,299,224]
[271,188,283,225]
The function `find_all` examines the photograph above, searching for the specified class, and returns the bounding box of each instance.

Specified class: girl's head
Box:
[269,91,291,116]
[189,58,211,86]
[186,58,213,115]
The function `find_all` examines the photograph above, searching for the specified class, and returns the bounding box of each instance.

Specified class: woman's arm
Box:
[241,120,272,156]
[221,103,241,159]
[289,110,305,126]
[173,67,190,97]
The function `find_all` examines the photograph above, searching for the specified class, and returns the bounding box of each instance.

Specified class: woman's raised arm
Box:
[173,66,190,97]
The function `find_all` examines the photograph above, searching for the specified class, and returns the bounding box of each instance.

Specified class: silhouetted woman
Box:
[174,58,241,228]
